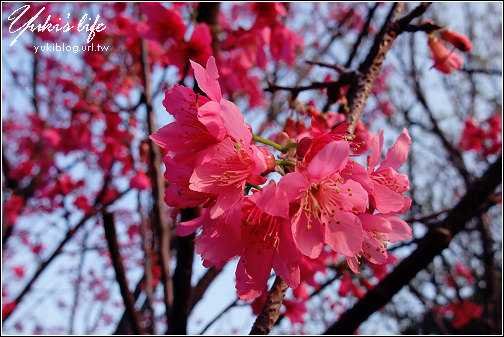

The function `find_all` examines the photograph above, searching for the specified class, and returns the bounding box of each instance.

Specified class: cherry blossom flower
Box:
[150,84,215,166]
[270,24,304,66]
[169,23,213,73]
[278,141,368,259]
[236,183,301,300]
[428,35,463,74]
[162,158,211,209]
[459,118,486,153]
[459,114,501,157]
[346,213,411,273]
[176,207,242,269]
[189,56,253,146]
[367,129,412,214]
[137,3,186,43]
[283,299,308,324]
[437,300,483,329]
[130,169,151,190]
[189,137,268,218]
[176,183,300,300]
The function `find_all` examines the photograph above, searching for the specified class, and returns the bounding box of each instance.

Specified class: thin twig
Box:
[140,31,174,328]
[190,266,222,311]
[199,298,240,335]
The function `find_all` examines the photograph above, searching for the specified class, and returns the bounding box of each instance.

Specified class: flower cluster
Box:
[151,57,413,300]
[459,113,502,157]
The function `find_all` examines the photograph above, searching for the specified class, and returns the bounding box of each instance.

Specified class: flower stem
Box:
[252,134,284,152]
[283,142,298,151]
[275,160,296,167]
[246,183,263,191]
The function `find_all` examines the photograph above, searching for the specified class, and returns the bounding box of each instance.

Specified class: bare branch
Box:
[103,212,145,335]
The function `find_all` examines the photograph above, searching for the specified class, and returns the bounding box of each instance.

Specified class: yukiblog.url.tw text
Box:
[33,42,110,54]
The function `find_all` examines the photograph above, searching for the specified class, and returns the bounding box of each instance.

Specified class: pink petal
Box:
[371,182,406,214]
[250,183,289,218]
[346,256,361,273]
[362,232,387,264]
[358,213,392,233]
[219,99,252,145]
[130,170,151,190]
[379,214,412,242]
[273,222,301,288]
[292,210,324,258]
[398,196,412,214]
[277,172,309,202]
[176,214,203,236]
[162,84,209,120]
[335,179,368,213]
[325,210,363,257]
[196,220,242,269]
[242,241,275,293]
[197,101,226,140]
[377,128,411,172]
[149,123,179,150]
[341,160,374,194]
[367,130,383,172]
[210,187,244,218]
[164,184,210,209]
[273,253,300,289]
[235,257,264,300]
[307,141,349,180]
[190,56,222,102]
[250,144,268,174]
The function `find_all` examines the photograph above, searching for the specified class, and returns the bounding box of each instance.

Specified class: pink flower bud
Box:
[258,146,276,172]
[428,36,463,74]
[296,137,312,158]
[440,29,472,52]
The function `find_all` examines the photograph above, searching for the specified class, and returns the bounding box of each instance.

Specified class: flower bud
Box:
[428,35,463,74]
[296,137,312,158]
[258,146,276,173]
[440,29,472,52]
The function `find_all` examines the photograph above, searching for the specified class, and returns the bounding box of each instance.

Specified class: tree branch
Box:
[345,2,432,134]
[140,30,174,329]
[189,266,222,311]
[250,276,289,335]
[324,155,501,334]
[103,212,145,335]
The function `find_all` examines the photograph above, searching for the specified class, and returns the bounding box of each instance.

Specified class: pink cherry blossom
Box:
[283,299,308,324]
[428,36,463,74]
[190,56,252,146]
[162,157,211,209]
[189,137,268,219]
[236,183,301,300]
[270,24,304,66]
[346,213,411,273]
[130,169,151,190]
[367,129,412,214]
[169,23,213,73]
[176,207,242,269]
[137,3,186,43]
[149,84,216,166]
[278,141,367,259]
